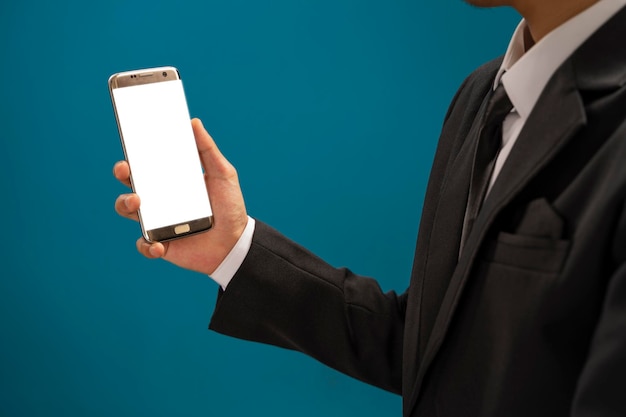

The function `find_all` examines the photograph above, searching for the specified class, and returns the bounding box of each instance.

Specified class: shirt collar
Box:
[495,0,626,121]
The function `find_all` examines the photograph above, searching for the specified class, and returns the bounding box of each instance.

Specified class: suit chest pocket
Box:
[483,232,570,273]
[482,198,571,274]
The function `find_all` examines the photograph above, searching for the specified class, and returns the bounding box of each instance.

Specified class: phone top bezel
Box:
[108,66,180,91]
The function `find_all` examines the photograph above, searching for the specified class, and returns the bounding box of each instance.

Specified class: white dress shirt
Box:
[210,0,626,289]
[488,0,626,195]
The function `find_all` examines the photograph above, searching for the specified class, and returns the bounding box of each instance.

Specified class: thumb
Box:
[191,118,232,177]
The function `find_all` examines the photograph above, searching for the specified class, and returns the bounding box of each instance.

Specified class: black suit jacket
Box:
[210,7,626,416]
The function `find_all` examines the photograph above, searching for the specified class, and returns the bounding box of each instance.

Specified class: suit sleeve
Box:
[571,204,626,416]
[209,221,407,394]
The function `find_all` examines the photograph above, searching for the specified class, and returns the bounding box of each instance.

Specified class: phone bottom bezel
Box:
[144,216,213,242]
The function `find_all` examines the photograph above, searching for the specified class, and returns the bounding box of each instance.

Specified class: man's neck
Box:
[513,0,601,42]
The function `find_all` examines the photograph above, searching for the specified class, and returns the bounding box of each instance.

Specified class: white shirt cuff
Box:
[209,216,256,290]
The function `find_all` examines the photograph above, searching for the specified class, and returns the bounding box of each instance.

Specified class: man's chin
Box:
[464,0,509,7]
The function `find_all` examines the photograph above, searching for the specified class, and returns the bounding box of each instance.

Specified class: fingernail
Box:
[149,245,159,258]
[124,196,131,209]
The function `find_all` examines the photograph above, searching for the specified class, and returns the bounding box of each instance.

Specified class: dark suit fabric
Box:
[210,7,626,417]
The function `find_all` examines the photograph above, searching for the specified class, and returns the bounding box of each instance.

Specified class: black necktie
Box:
[461,83,513,250]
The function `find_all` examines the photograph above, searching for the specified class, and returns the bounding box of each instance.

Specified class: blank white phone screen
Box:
[113,80,211,231]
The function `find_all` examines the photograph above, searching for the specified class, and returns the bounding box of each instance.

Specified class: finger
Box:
[191,118,235,178]
[113,160,132,188]
[115,193,140,221]
[136,238,166,259]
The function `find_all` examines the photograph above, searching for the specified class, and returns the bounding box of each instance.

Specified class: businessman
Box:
[114,0,626,415]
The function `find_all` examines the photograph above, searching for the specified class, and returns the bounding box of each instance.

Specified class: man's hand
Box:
[113,118,248,276]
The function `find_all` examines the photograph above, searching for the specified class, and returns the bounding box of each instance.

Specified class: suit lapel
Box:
[473,61,586,245]
[401,60,501,413]
[415,89,494,357]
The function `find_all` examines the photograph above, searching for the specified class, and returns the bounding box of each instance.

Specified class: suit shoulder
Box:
[443,56,504,124]
[466,57,504,87]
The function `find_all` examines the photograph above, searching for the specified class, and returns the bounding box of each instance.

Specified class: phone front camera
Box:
[162,71,168,77]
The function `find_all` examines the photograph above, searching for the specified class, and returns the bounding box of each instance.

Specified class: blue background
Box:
[0,1,519,416]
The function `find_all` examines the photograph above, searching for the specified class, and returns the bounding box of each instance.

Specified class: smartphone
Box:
[109,66,213,242]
